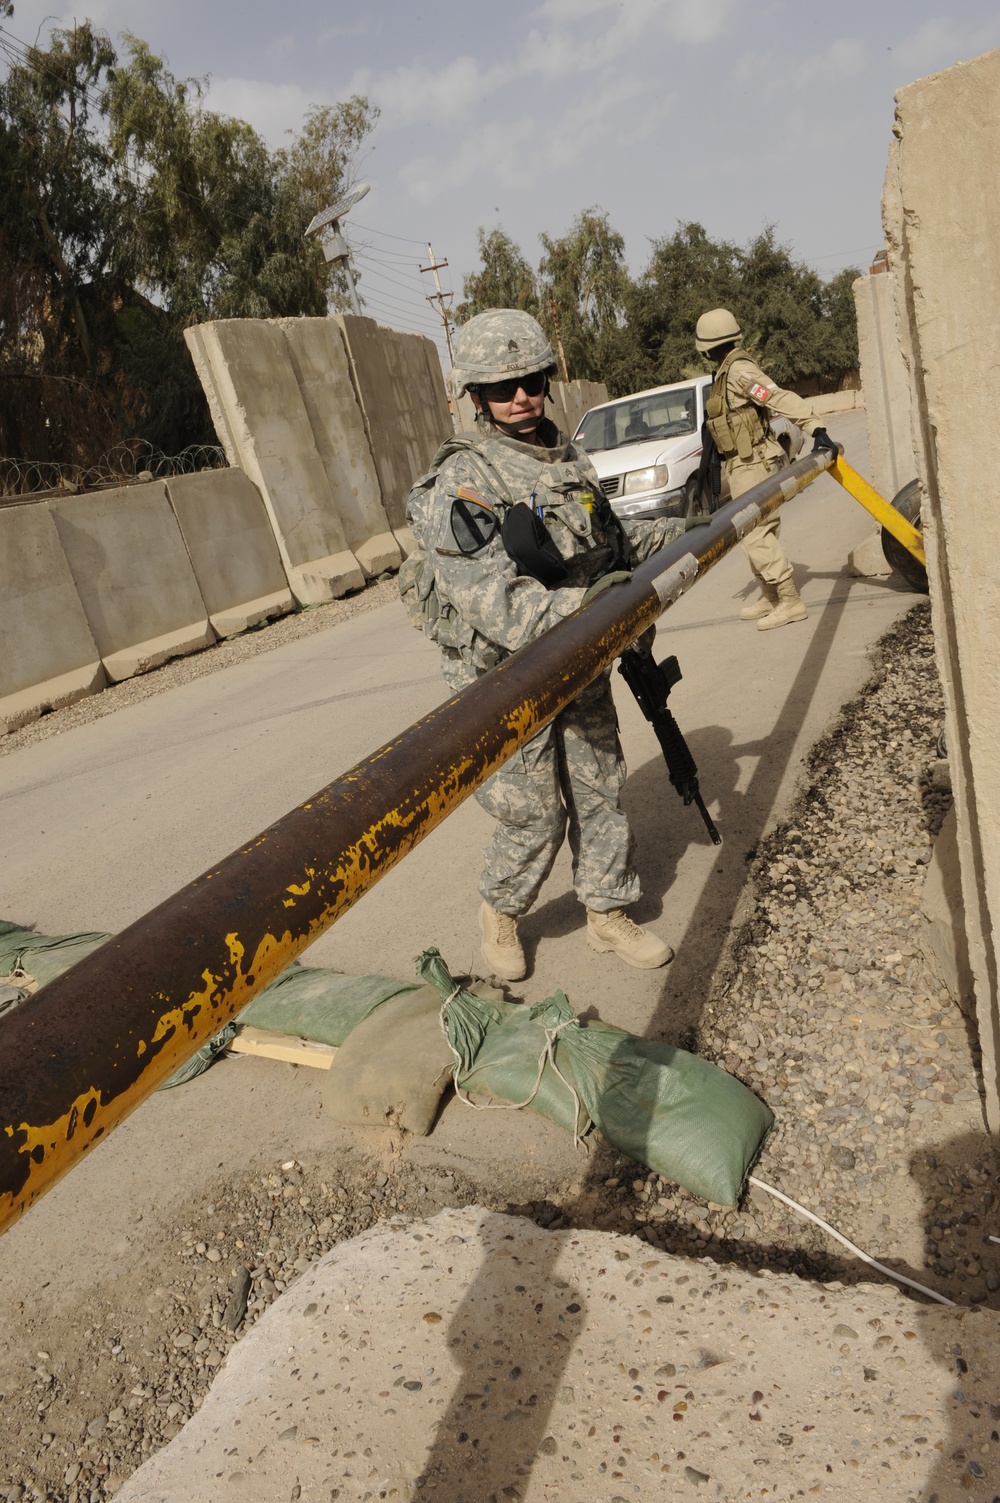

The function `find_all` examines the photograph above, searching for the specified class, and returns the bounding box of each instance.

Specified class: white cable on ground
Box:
[748,1175,956,1307]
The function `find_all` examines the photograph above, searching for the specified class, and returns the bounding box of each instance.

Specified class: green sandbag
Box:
[237,964,421,1046]
[0,921,109,987]
[418,949,773,1208]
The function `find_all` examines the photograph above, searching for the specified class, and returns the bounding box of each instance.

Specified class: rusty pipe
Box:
[0,448,833,1233]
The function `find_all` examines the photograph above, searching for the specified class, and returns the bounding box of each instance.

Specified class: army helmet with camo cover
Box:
[695,307,742,354]
[450,309,557,398]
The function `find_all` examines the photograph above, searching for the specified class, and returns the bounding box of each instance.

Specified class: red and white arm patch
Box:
[748,381,771,404]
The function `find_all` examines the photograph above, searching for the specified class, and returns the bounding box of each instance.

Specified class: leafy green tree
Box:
[455,227,539,323]
[538,209,630,382]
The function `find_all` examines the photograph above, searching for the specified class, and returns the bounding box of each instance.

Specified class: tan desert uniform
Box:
[707,348,822,586]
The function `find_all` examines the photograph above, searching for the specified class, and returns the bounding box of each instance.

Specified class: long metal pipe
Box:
[0,448,834,1234]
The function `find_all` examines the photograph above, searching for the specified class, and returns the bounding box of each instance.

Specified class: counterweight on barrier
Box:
[0,446,837,1236]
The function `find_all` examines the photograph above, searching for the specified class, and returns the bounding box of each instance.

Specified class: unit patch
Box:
[748,381,771,404]
[450,490,499,554]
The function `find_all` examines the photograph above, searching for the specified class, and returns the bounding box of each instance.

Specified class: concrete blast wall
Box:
[184,320,373,604]
[883,45,1000,1130]
[853,271,918,501]
[0,504,106,733]
[334,314,452,533]
[164,470,295,636]
[49,485,216,682]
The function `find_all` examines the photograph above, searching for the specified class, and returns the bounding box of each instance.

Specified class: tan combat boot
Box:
[757,577,807,631]
[479,901,527,982]
[586,908,674,969]
[740,582,780,620]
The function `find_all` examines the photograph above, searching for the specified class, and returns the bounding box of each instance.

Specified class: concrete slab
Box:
[853,271,918,502]
[280,317,400,575]
[184,320,364,605]
[0,503,105,732]
[847,527,892,578]
[48,484,216,682]
[115,1206,993,1503]
[336,315,452,531]
[164,469,294,636]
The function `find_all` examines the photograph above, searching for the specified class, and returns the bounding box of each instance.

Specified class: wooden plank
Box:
[227,1025,336,1070]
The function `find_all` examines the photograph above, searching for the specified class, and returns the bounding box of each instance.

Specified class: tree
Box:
[0,18,378,465]
[538,209,631,382]
[455,227,539,323]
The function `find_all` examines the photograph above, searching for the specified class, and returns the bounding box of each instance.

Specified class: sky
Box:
[3,0,1000,363]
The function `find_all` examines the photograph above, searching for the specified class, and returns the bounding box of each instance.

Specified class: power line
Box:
[351,220,428,247]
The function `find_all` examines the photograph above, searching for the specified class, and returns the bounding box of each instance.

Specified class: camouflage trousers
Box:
[470,674,640,917]
[729,455,794,588]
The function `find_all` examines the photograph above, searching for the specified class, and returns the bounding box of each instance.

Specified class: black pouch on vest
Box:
[450,496,499,554]
[500,503,569,587]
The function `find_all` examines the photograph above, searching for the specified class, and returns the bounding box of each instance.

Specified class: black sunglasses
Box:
[479,371,548,403]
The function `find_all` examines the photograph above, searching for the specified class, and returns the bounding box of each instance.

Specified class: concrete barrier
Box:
[884,43,1000,1129]
[49,484,215,682]
[853,272,917,499]
[0,504,106,733]
[809,389,863,417]
[335,314,451,535]
[184,320,365,604]
[280,319,400,577]
[165,470,295,637]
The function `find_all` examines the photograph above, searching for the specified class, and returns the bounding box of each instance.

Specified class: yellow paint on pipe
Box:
[830,457,926,565]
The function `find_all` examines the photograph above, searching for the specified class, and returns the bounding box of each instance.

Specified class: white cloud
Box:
[893,15,1000,77]
[203,76,320,142]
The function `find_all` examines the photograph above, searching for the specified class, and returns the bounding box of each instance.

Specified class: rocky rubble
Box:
[2,603,998,1502]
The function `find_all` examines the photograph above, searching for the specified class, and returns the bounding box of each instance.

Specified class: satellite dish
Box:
[304,181,371,240]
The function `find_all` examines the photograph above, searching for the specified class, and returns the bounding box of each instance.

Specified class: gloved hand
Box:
[811,427,840,462]
[581,570,632,604]
[684,514,712,530]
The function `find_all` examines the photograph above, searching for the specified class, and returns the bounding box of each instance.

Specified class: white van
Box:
[573,377,711,521]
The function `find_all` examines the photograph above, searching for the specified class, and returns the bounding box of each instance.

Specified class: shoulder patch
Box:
[454,484,494,511]
[748,381,771,404]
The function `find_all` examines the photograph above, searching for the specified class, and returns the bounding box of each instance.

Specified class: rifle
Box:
[617,647,722,845]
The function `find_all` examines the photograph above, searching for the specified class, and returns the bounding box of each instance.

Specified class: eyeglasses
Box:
[479,371,548,403]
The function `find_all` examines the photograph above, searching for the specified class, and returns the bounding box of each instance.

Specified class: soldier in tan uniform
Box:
[695,308,839,630]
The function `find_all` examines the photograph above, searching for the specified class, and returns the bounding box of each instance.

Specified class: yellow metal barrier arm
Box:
[829,455,927,567]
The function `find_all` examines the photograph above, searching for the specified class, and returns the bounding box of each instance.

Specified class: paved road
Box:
[0,410,925,1289]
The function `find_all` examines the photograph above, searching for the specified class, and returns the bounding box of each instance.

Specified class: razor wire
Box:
[0,440,228,500]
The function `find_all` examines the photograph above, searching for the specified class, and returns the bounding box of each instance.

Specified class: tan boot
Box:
[479,901,527,982]
[740,582,779,620]
[757,577,807,630]
[586,908,674,969]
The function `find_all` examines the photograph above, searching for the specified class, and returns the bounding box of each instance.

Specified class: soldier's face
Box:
[475,377,546,436]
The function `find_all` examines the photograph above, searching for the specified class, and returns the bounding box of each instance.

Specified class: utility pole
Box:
[547,296,570,384]
[420,244,455,366]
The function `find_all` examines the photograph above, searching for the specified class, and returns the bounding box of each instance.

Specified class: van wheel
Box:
[880,479,929,593]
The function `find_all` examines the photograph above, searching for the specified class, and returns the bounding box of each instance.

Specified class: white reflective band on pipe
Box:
[652,552,699,606]
[779,475,802,499]
[730,502,762,538]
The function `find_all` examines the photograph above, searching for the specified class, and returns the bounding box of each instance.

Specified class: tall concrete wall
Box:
[0,504,106,733]
[853,271,918,501]
[184,320,366,604]
[164,470,294,637]
[883,44,1000,1130]
[49,484,216,682]
[335,314,452,532]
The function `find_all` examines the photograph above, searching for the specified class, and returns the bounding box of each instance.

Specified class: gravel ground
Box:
[2,600,997,1503]
[0,578,400,760]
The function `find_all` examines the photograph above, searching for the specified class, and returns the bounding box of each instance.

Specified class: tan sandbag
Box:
[323,985,456,1136]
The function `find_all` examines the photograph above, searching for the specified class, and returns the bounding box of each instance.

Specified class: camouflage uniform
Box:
[405,416,685,917]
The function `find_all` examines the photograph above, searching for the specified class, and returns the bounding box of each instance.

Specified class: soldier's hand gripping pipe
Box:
[617,646,722,846]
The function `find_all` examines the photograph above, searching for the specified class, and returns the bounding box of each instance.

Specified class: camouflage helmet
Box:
[695,307,742,353]
[450,309,557,398]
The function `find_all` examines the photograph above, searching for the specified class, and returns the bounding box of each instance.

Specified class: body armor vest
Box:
[705,347,770,464]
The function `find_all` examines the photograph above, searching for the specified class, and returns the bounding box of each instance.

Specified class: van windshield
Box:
[576,385,698,453]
